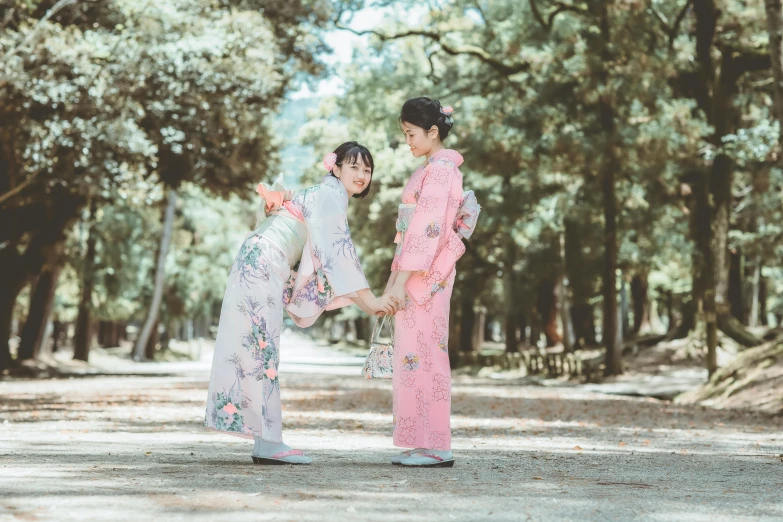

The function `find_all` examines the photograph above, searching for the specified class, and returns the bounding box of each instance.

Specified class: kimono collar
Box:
[322,174,349,203]
[428,148,464,168]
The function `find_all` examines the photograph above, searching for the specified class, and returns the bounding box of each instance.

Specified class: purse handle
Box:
[370,315,394,343]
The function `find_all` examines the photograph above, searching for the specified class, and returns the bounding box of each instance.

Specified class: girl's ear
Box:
[429,125,439,137]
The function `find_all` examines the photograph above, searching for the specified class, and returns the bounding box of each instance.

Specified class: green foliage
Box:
[0,0,329,341]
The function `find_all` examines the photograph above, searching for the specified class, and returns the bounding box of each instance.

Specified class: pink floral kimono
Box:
[205,175,369,442]
[391,149,467,450]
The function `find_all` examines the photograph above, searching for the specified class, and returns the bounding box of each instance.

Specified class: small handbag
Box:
[362,316,394,380]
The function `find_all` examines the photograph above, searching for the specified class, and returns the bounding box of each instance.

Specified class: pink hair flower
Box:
[323,152,337,171]
[441,106,454,115]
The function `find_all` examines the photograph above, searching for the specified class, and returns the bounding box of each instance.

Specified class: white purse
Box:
[362,316,394,380]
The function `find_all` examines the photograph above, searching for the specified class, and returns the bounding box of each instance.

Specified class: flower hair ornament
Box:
[440,105,455,126]
[323,152,337,172]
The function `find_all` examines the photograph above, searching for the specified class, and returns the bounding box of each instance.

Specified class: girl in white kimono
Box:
[205,142,394,465]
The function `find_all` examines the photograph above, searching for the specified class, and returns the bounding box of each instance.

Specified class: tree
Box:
[0,0,329,368]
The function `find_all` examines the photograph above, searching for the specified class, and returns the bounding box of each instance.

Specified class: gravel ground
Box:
[1,332,782,522]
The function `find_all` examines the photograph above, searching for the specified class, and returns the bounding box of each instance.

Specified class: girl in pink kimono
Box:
[205,142,395,465]
[385,97,471,468]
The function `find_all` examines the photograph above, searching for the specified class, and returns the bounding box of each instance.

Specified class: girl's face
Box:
[402,121,439,158]
[333,156,372,197]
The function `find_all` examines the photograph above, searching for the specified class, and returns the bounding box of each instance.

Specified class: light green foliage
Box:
[316,0,780,331]
[0,0,328,341]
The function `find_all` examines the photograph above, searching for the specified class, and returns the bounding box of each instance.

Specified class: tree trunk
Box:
[529,321,541,349]
[709,160,759,347]
[615,288,624,353]
[564,217,595,348]
[538,279,561,348]
[665,290,675,333]
[694,168,718,375]
[474,309,485,352]
[134,189,177,361]
[631,271,651,334]
[748,260,761,327]
[765,0,783,150]
[728,250,744,322]
[570,304,596,347]
[483,315,493,341]
[686,0,769,375]
[0,289,17,370]
[52,320,63,353]
[459,288,476,352]
[17,260,62,361]
[558,230,575,352]
[518,313,528,346]
[600,159,620,374]
[503,294,518,351]
[116,322,126,345]
[73,201,99,362]
[619,274,630,338]
[144,320,159,360]
[589,1,621,376]
[0,249,43,369]
[763,0,782,331]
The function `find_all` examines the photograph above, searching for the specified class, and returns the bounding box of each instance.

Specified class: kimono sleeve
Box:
[395,161,457,272]
[303,185,369,298]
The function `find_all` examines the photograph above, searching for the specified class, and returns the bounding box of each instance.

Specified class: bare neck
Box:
[425,143,445,161]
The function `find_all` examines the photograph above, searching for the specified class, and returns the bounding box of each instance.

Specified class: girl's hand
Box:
[387,283,408,312]
[370,295,396,316]
[377,295,398,316]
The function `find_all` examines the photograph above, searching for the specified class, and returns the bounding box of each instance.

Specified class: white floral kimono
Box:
[205,175,369,442]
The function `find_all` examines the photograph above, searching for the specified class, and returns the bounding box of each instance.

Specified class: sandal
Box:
[391,448,425,465]
[399,452,455,468]
[251,449,312,465]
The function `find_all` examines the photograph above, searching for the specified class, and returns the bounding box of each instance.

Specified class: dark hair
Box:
[329,141,375,199]
[399,97,453,141]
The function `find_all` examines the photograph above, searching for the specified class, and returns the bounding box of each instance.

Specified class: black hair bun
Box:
[399,96,454,140]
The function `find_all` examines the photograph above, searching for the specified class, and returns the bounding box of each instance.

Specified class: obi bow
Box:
[454,190,481,240]
[256,173,294,213]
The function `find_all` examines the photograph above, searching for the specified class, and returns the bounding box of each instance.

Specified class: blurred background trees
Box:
[1,0,780,380]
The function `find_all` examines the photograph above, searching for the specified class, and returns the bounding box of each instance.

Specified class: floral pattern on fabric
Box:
[206,235,290,442]
[284,176,369,327]
[391,150,464,451]
[391,149,465,306]
[232,235,272,288]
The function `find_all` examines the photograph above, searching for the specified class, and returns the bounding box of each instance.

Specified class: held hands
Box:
[365,272,407,317]
[384,282,407,314]
[369,294,397,316]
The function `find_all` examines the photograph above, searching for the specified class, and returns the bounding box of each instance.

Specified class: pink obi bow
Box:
[256,174,304,223]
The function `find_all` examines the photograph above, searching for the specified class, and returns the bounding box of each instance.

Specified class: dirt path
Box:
[1,332,782,521]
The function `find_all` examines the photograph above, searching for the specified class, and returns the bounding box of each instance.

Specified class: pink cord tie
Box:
[270,449,304,459]
[417,452,444,462]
